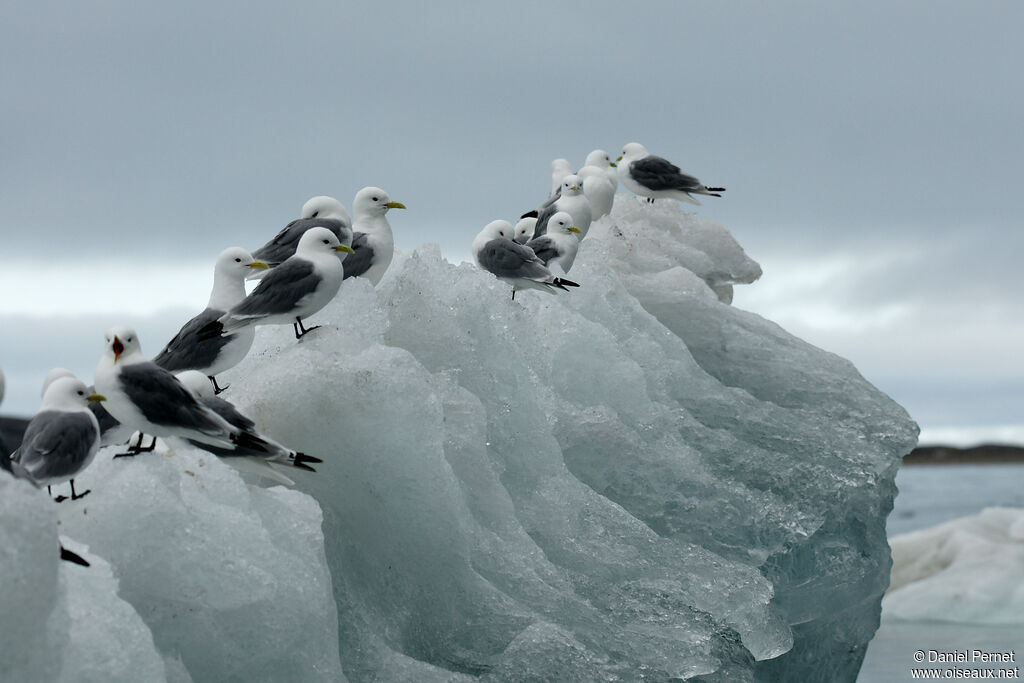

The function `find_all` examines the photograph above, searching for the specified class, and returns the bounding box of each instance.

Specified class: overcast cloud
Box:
[2,1,1021,445]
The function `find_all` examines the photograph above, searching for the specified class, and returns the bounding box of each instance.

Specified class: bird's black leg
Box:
[114,433,156,458]
[647,197,655,203]
[70,479,90,501]
[511,290,516,300]
[53,484,68,503]
[210,375,228,395]
[295,317,320,339]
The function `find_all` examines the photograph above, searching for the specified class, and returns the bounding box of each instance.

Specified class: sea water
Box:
[858,462,1024,682]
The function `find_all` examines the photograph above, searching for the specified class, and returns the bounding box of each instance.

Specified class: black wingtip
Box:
[706,187,726,193]
[60,545,90,567]
[520,210,539,219]
[196,320,226,341]
[554,277,580,289]
[230,430,274,454]
[293,452,324,465]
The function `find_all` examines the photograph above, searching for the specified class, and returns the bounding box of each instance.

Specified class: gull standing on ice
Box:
[578,149,618,219]
[175,371,322,481]
[204,227,354,340]
[41,367,136,449]
[6,375,105,502]
[153,247,269,393]
[341,186,406,285]
[525,211,581,274]
[94,327,270,454]
[531,174,593,240]
[253,195,353,267]
[616,142,725,205]
[473,220,579,300]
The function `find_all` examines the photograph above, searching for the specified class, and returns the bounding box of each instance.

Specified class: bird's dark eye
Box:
[234,258,241,262]
[323,239,329,244]
[372,197,379,202]
[311,211,319,218]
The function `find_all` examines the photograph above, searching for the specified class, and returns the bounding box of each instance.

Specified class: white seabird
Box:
[578,149,618,219]
[525,211,581,274]
[6,375,105,502]
[153,247,269,393]
[472,220,579,300]
[252,195,354,268]
[616,142,725,205]
[513,216,537,245]
[532,173,593,239]
[205,227,354,340]
[341,186,406,285]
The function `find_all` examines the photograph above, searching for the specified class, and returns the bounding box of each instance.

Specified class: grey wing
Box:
[153,308,229,372]
[254,217,350,265]
[525,236,559,265]
[230,258,319,317]
[13,411,97,481]
[630,156,703,192]
[201,396,256,432]
[479,240,552,280]
[119,364,228,436]
[341,232,374,280]
[533,203,558,238]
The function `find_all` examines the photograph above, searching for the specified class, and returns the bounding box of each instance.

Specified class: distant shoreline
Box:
[3,415,1022,464]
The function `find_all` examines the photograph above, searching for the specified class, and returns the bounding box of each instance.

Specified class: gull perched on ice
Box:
[42,367,136,449]
[513,217,537,245]
[175,371,322,482]
[578,149,618,219]
[528,174,593,240]
[526,211,581,274]
[341,186,406,285]
[252,195,353,267]
[616,142,725,205]
[153,247,269,393]
[203,227,354,340]
[5,375,105,502]
[94,327,271,454]
[473,220,579,300]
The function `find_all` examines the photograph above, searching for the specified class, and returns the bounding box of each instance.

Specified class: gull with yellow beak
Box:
[201,226,354,340]
[342,186,406,285]
[252,195,353,268]
[527,173,593,240]
[616,142,725,205]
[525,211,582,274]
[94,327,274,454]
[3,375,106,502]
[154,247,270,393]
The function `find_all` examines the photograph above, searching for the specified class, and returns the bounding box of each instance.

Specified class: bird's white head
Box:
[560,174,583,195]
[296,226,356,258]
[353,186,407,218]
[215,247,268,278]
[175,370,215,399]
[301,196,351,223]
[547,211,581,237]
[41,367,76,398]
[617,142,648,163]
[482,220,514,241]
[514,217,537,244]
[42,375,105,410]
[103,326,143,365]
[585,149,616,169]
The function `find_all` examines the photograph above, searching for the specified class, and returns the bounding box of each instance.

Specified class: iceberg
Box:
[0,197,918,681]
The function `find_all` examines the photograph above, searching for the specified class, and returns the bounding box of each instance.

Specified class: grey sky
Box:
[2,1,1022,445]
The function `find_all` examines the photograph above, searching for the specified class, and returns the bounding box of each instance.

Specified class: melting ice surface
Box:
[0,198,918,682]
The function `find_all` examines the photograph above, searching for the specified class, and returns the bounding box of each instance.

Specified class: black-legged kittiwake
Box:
[533,174,593,239]
[472,220,579,300]
[579,149,618,219]
[252,195,354,268]
[203,227,354,340]
[616,142,725,205]
[153,247,269,393]
[175,371,323,480]
[525,211,581,274]
[94,327,271,454]
[341,186,406,285]
[7,375,105,502]
[550,158,574,198]
[514,217,537,245]
[41,367,136,449]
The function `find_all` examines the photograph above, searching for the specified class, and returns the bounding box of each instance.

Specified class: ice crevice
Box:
[0,197,918,682]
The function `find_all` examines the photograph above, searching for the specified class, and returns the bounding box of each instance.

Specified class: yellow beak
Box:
[609,161,617,167]
[568,226,581,233]
[87,393,107,402]
[335,244,356,253]
[385,201,407,209]
[247,260,269,270]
